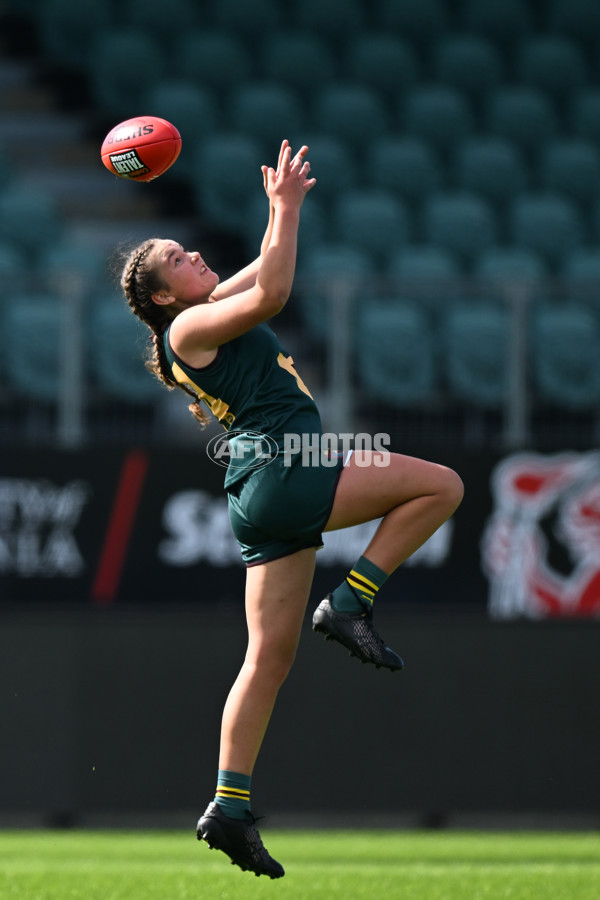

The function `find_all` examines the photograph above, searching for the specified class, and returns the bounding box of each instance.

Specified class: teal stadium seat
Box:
[88,301,164,403]
[357,302,437,408]
[37,0,113,68]
[387,246,462,313]
[296,243,375,340]
[261,31,336,96]
[510,193,584,267]
[541,139,600,209]
[372,0,448,47]
[0,185,63,253]
[142,82,219,177]
[344,34,420,98]
[532,303,600,409]
[210,0,284,37]
[288,134,358,201]
[175,31,252,95]
[367,137,442,207]
[517,37,587,109]
[487,87,558,156]
[88,30,166,117]
[314,84,389,151]
[332,189,410,263]
[403,86,473,156]
[4,296,61,402]
[121,0,200,48]
[454,137,527,211]
[561,250,600,308]
[546,0,600,46]
[475,247,547,296]
[39,242,110,299]
[0,242,31,294]
[290,0,367,42]
[457,0,533,43]
[195,134,264,233]
[432,34,503,104]
[442,303,509,408]
[571,89,600,147]
[228,83,304,155]
[423,192,497,264]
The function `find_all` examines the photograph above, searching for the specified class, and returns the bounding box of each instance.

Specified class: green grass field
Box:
[1,829,599,900]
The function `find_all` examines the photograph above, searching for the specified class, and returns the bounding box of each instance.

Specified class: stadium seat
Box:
[356,302,437,407]
[4,296,62,402]
[120,0,199,46]
[210,0,284,37]
[142,83,219,176]
[432,34,503,103]
[423,192,497,264]
[194,135,264,233]
[510,193,584,266]
[546,0,600,46]
[561,250,600,307]
[487,87,558,156]
[38,241,110,298]
[531,303,600,409]
[88,30,166,117]
[0,186,63,253]
[457,0,533,43]
[289,0,367,42]
[288,134,357,201]
[88,301,164,403]
[402,86,473,155]
[517,37,587,108]
[387,246,462,312]
[314,84,389,151]
[540,139,600,209]
[442,302,509,408]
[367,137,442,207]
[261,31,336,96]
[228,83,304,154]
[175,31,253,95]
[372,0,448,46]
[332,190,411,262]
[0,241,30,295]
[475,247,547,296]
[570,89,600,148]
[296,243,375,340]
[344,34,420,98]
[454,137,527,211]
[37,0,113,68]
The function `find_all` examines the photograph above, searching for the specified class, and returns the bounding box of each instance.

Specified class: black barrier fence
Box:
[1,608,599,826]
[1,445,599,823]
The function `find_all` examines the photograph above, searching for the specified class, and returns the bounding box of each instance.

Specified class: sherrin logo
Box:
[206,431,279,470]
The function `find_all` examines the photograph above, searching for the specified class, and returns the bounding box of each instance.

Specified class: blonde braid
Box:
[119,239,209,426]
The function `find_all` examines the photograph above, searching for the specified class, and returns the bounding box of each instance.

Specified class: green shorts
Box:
[227,453,345,566]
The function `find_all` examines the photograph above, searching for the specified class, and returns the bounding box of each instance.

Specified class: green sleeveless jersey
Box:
[164,322,323,488]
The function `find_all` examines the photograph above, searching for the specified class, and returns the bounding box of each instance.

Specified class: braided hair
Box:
[120,238,209,426]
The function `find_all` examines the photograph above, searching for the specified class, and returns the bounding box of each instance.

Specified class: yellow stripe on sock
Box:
[349,570,379,592]
[216,787,250,799]
[347,577,375,598]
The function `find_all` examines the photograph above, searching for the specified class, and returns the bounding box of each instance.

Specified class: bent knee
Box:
[438,466,464,514]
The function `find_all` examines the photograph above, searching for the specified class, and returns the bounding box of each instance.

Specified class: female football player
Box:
[119,140,463,878]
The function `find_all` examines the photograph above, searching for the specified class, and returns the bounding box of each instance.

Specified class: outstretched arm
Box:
[212,141,308,301]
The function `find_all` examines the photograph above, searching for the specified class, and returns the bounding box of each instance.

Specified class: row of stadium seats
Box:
[21,0,600,59]
[2,292,599,412]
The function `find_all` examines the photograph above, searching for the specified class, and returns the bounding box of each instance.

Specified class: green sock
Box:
[214,769,251,820]
[330,556,388,613]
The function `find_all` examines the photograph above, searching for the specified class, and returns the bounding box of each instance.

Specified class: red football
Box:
[101,115,182,182]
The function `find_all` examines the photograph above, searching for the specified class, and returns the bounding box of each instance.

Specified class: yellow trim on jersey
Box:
[171,361,236,426]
